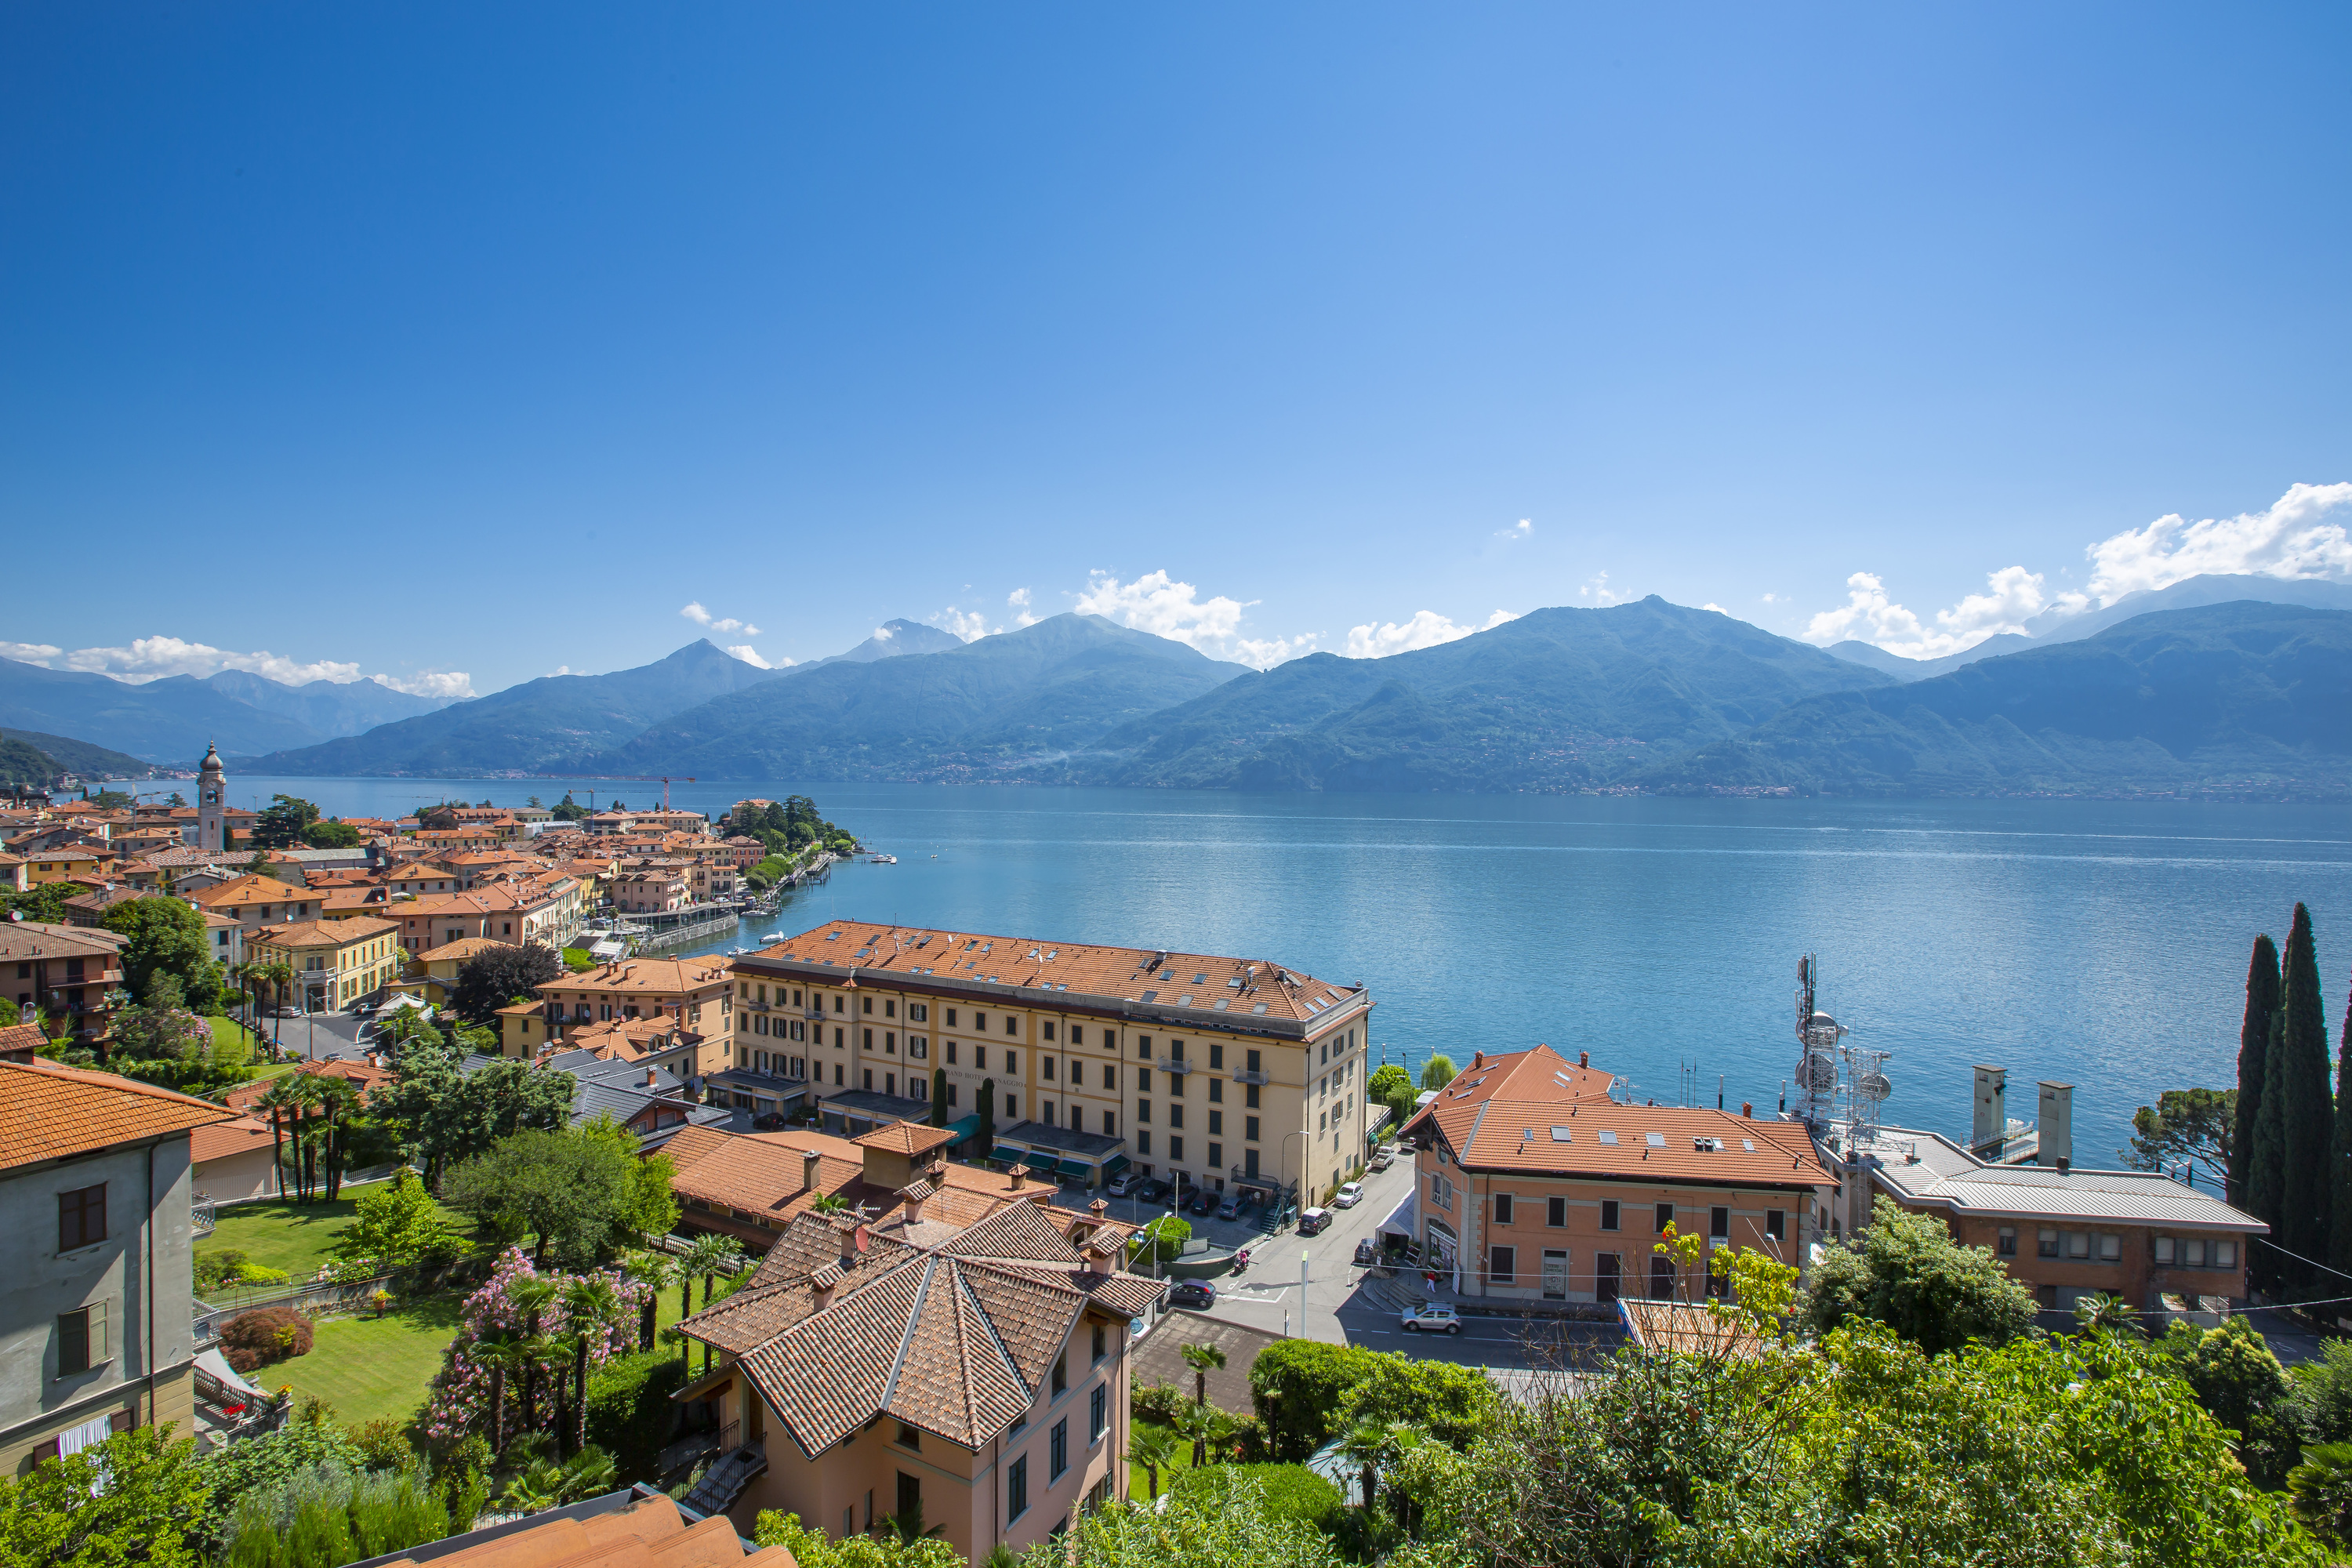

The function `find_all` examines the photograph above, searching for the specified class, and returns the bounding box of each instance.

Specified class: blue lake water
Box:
[227,776,2352,1160]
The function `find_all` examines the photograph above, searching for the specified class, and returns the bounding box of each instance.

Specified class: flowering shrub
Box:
[417,1248,648,1448]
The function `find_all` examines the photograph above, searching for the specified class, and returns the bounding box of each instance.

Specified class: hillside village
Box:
[3,752,2347,1566]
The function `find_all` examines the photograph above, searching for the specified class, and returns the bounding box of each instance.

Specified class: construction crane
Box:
[535,775,698,810]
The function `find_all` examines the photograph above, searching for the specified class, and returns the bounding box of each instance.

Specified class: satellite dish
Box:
[1859,1072,1892,1103]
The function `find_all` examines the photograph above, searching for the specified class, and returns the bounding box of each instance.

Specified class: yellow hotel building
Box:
[729,920,1374,1208]
[244,916,402,1013]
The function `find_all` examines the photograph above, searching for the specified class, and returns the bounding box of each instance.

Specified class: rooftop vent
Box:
[1693,1137,1722,1152]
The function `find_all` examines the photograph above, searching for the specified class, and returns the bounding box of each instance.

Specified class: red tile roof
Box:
[191,1113,277,1165]
[0,1059,235,1171]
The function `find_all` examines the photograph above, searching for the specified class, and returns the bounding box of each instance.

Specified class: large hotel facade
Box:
[728,921,1375,1207]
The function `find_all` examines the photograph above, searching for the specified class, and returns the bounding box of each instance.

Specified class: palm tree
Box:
[1172,1399,1221,1469]
[474,1329,524,1457]
[258,962,294,1051]
[561,1276,623,1458]
[1340,1421,1428,1527]
[509,1276,560,1433]
[2074,1293,2136,1336]
[878,1492,946,1544]
[1180,1341,1226,1409]
[625,1252,673,1352]
[287,1071,328,1201]
[680,1235,746,1374]
[253,1076,303,1201]
[1125,1422,1179,1500]
[809,1192,848,1214]
[314,1075,364,1201]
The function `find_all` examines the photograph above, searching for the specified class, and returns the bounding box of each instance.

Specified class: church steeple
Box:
[197,742,227,852]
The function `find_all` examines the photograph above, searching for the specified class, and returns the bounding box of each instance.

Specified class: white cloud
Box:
[929,606,996,642]
[1344,608,1519,659]
[0,641,63,663]
[1760,593,1779,604]
[378,670,477,699]
[1703,603,1727,614]
[1495,518,1533,542]
[681,601,761,637]
[724,645,777,670]
[545,666,576,678]
[1007,587,1040,628]
[1802,566,2074,659]
[1577,572,1625,606]
[2082,481,2352,604]
[872,625,895,643]
[1072,569,1320,670]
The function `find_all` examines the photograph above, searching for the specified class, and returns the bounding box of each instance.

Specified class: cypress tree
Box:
[2278,902,2334,1295]
[2332,984,2352,1281]
[2249,1007,2289,1295]
[2230,933,2279,1209]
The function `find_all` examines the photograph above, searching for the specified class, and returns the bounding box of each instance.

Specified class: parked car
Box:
[1106,1172,1135,1196]
[1353,1237,1378,1265]
[1298,1207,1330,1236]
[1170,1279,1217,1309]
[1186,1189,1217,1216]
[752,1112,789,1132]
[1334,1181,1366,1209]
[1216,1194,1247,1221]
[1367,1150,1395,1172]
[1400,1304,1462,1335]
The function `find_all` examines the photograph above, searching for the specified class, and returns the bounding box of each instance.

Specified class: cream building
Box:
[245,916,403,1012]
[729,922,1375,1207]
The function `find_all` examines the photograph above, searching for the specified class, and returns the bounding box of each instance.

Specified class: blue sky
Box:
[3,4,2347,697]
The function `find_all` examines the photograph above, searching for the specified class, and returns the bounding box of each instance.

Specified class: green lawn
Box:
[286,1296,465,1428]
[202,1195,370,1281]
[205,1014,260,1057]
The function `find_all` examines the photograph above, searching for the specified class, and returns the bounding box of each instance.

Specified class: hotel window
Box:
[863,1070,873,1091]
[1004,1094,1017,1117]
[1043,1101,1055,1124]
[885,1032,898,1054]
[1104,1065,1116,1091]
[833,995,844,1012]
[862,997,873,1014]
[1766,1209,1786,1242]
[975,1046,986,1070]
[1998,1226,2016,1257]
[1207,1142,1221,1167]
[949,1083,960,1107]
[1208,1110,1223,1136]
[946,1008,959,1027]
[1207,1077,1221,1102]
[1007,1455,1029,1520]
[947,1042,958,1065]
[1710,1207,1729,1239]
[1547,1196,1566,1227]
[1170,1136,1184,1163]
[1044,1056,1056,1080]
[1493,1192,1513,1224]
[58,1184,105,1252]
[884,999,896,1018]
[1138,1131,1151,1155]
[1600,1200,1620,1232]
[1050,1417,1069,1481]
[1043,1022,1055,1040]
[1246,1049,1261,1074]
[1489,1246,1515,1285]
[1005,1015,1018,1036]
[1246,1085,1261,1109]
[1244,1116,1260,1142]
[1654,1203,1674,1235]
[1090,1382,1107,1440]
[1102,1111,1116,1135]
[1169,1104,1184,1129]
[1007,1051,1018,1074]
[975,1012,987,1030]
[1138,1101,1152,1123]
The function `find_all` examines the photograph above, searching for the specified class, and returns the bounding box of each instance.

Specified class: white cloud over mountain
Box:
[1805,483,2351,658]
[681,601,761,637]
[0,634,477,699]
[1073,569,1322,669]
[1344,608,1519,659]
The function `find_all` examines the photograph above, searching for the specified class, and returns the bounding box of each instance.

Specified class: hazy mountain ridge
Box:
[201,669,455,736]
[0,657,325,763]
[241,640,789,776]
[2,729,162,781]
[1652,601,2352,797]
[594,614,1243,780]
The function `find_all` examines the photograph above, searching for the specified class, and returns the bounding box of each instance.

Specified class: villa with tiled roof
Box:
[673,1188,1159,1555]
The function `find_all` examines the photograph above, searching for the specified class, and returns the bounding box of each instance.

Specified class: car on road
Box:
[1129,1179,1168,1205]
[1353,1237,1379,1265]
[1186,1189,1218,1216]
[1298,1207,1330,1236]
[1399,1304,1462,1335]
[1367,1150,1394,1171]
[1216,1194,1247,1221]
[1105,1172,1134,1196]
[752,1112,790,1132]
[1169,1279,1217,1309]
[1334,1181,1365,1208]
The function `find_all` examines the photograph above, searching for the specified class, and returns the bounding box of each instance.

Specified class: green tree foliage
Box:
[1249,1340,1383,1461]
[0,1425,211,1568]
[2123,1087,2234,1175]
[1418,1055,1457,1091]
[0,880,71,925]
[2279,902,2334,1292]
[1367,1064,1417,1131]
[1013,1468,1338,1568]
[1801,1196,2037,1355]
[931,1066,947,1127]
[301,820,363,848]
[448,944,564,1025]
[1336,1355,1500,1450]
[2333,975,2352,1282]
[1171,1465,1341,1533]
[251,794,325,850]
[220,1466,450,1568]
[1131,1214,1190,1265]
[2254,1004,2293,1295]
[2289,1443,2352,1549]
[102,895,217,1007]
[2158,1316,2304,1489]
[2292,1338,2352,1445]
[583,1348,687,1484]
[976,1076,995,1157]
[575,1114,680,1242]
[550,793,590,822]
[443,1126,636,1269]
[372,1037,576,1186]
[753,1511,961,1568]
[334,1167,465,1272]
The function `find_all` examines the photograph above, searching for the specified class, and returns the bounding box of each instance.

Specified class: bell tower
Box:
[197,742,227,851]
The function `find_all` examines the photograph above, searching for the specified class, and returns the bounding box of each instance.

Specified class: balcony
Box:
[1233,1069,1270,1086]
[1158,1058,1193,1075]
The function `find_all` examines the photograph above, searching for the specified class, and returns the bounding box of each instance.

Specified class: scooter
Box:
[1232,1248,1250,1273]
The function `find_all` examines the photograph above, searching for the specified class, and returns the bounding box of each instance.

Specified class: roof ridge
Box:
[877,1254,937,1418]
[1,1058,234,1114]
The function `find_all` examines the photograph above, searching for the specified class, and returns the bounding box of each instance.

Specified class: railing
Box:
[1158,1058,1193,1075]
[1233,1069,1270,1085]
[192,1196,216,1238]
[192,1271,394,1335]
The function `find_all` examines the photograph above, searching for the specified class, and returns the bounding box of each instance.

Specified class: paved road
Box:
[252,1010,373,1062]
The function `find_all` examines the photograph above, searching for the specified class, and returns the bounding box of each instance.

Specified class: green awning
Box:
[943,1115,982,1139]
[1101,1155,1131,1177]
[1021,1151,1060,1172]
[1058,1159,1092,1178]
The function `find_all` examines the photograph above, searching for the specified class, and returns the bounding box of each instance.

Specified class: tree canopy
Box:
[370,1038,575,1185]
[1419,1055,1457,1091]
[249,793,325,850]
[2124,1086,2234,1174]
[449,944,564,1024]
[1801,1196,2037,1355]
[102,895,220,1008]
[441,1124,643,1269]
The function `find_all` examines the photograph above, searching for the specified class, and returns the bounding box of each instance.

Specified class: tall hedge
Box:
[1247,1341,1380,1461]
[1173,1464,1341,1534]
[585,1349,687,1484]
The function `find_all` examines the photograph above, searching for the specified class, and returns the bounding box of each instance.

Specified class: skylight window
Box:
[1226,978,1243,989]
[1550,1127,1574,1142]
[1193,973,1207,984]
[1252,1003,1269,1014]
[1598,1131,1619,1145]
[1646,1132,1666,1148]
[1141,991,1157,1003]
[1178,995,1194,1006]
[1741,1138,1755,1152]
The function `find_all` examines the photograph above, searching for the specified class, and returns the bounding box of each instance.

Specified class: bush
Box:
[221,1306,315,1374]
[561,948,594,972]
[1133,1381,1186,1425]
[1249,1341,1381,1461]
[345,1417,413,1472]
[584,1349,687,1485]
[1174,1465,1341,1534]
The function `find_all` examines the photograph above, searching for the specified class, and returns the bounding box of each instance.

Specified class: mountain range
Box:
[14,586,2350,797]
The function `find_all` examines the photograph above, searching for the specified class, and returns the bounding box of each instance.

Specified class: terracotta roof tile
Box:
[191,1113,277,1164]
[1,1059,235,1171]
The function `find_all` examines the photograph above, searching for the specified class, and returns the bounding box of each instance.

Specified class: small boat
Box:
[759,931,786,944]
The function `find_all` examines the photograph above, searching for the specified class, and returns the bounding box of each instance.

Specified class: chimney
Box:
[1740,1102,1752,1119]
[1973,1066,2008,1155]
[1009,1166,1027,1191]
[644,1066,657,1088]
[810,1261,842,1311]
[1578,1051,1589,1069]
[899,1181,930,1225]
[1472,1051,1484,1069]
[801,1147,822,1194]
[2037,1081,2073,1169]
